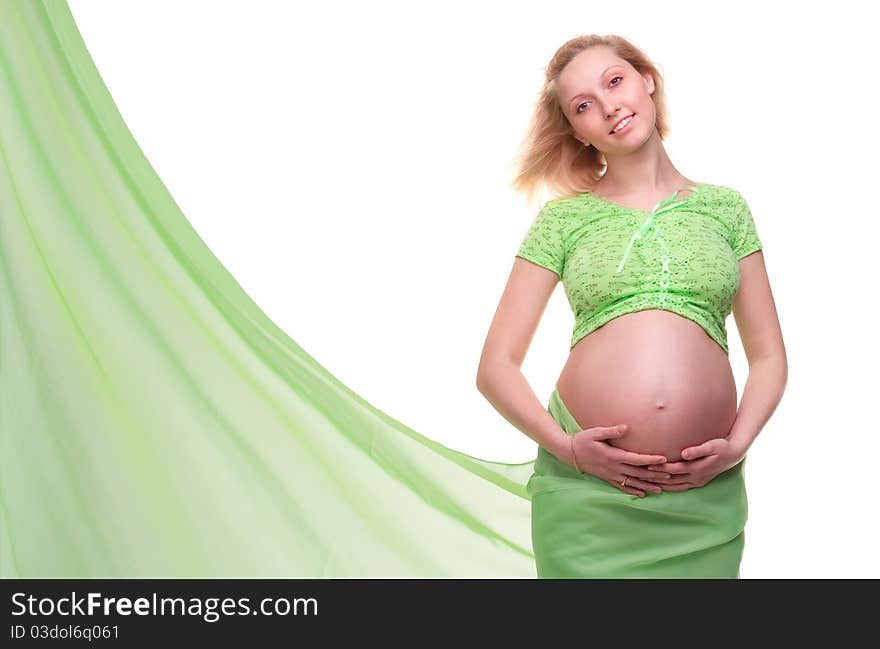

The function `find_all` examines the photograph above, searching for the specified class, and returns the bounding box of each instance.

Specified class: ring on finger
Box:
[620,475,628,487]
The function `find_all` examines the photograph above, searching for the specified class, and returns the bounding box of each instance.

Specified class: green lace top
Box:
[515,182,763,355]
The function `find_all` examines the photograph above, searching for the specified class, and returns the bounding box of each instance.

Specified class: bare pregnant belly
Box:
[555,310,739,463]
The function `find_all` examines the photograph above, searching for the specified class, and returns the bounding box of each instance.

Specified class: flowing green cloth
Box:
[0,0,536,578]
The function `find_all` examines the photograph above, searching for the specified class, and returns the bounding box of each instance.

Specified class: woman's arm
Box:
[726,356,788,456]
[477,358,572,463]
[476,258,573,464]
[727,251,788,455]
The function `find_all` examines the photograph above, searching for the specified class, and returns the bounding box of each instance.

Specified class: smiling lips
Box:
[610,114,635,134]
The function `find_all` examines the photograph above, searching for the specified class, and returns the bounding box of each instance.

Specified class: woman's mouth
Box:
[610,114,635,135]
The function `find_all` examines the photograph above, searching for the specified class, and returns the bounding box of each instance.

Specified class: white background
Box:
[68,0,879,578]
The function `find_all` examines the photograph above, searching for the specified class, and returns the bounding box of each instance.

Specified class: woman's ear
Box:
[642,73,655,95]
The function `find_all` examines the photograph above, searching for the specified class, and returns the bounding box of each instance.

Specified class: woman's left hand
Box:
[645,438,746,491]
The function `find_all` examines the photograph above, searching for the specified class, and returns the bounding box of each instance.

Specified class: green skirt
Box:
[526,388,748,579]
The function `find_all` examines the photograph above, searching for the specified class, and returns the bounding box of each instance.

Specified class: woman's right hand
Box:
[566,425,672,497]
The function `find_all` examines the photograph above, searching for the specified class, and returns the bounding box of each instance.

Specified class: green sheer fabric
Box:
[0,0,537,578]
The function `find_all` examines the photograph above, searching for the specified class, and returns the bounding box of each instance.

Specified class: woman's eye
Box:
[575,76,623,114]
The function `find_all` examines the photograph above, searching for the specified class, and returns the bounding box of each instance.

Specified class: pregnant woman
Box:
[477,35,788,578]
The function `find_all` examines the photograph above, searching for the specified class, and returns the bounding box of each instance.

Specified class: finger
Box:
[609,448,668,466]
[591,424,629,440]
[658,482,692,492]
[623,476,663,495]
[606,479,647,498]
[642,475,677,484]
[647,461,689,473]
[652,472,695,482]
[681,440,723,460]
[643,471,692,483]
[621,465,672,481]
[656,457,713,476]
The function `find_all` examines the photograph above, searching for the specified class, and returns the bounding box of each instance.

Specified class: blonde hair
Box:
[511,35,671,206]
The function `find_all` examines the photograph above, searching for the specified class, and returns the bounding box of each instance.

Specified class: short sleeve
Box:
[515,201,564,277]
[731,190,763,260]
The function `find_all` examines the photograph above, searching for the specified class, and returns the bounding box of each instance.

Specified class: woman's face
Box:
[555,46,656,154]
